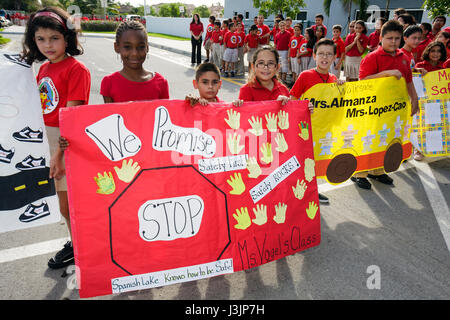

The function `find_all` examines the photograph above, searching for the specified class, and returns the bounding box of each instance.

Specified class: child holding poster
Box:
[289,38,346,203]
[185,62,224,106]
[21,6,91,269]
[100,20,169,103]
[354,20,419,189]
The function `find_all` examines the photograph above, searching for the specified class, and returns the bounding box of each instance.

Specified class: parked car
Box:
[0,16,12,27]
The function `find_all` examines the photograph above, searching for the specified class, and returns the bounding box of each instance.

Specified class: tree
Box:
[158,3,185,17]
[422,0,450,18]
[192,5,210,18]
[252,0,306,19]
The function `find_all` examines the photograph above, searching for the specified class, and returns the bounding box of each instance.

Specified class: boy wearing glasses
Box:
[289,38,344,204]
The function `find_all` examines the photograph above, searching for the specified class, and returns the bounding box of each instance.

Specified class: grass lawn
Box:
[0,29,10,46]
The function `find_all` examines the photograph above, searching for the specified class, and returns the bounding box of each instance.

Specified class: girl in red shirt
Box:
[100,20,169,103]
[22,6,91,269]
[275,21,292,83]
[415,41,447,73]
[237,46,290,103]
[344,20,369,81]
[189,13,204,65]
[297,28,316,73]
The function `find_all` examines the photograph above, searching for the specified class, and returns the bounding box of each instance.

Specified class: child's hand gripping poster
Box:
[59,99,320,298]
[301,76,413,184]
[412,68,450,156]
[0,52,60,233]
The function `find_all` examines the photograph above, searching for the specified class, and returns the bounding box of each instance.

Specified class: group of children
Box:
[18,6,449,270]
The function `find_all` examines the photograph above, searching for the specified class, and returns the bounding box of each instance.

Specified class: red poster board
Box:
[60,99,321,298]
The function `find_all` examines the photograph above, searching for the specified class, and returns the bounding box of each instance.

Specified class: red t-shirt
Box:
[312,24,328,37]
[399,48,416,70]
[221,28,229,45]
[257,24,271,45]
[414,60,444,72]
[245,33,259,49]
[298,39,313,57]
[37,57,91,127]
[224,32,238,48]
[205,23,214,39]
[444,58,450,69]
[344,33,369,57]
[100,72,169,103]
[236,31,246,47]
[275,31,291,51]
[333,37,345,58]
[368,30,380,50]
[211,29,222,43]
[239,78,289,101]
[289,35,304,57]
[359,46,412,83]
[415,37,431,63]
[286,27,294,36]
[270,26,279,39]
[190,22,204,37]
[289,69,337,99]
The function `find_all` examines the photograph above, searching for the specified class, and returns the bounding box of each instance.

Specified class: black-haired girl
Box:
[22,6,91,269]
[100,20,169,103]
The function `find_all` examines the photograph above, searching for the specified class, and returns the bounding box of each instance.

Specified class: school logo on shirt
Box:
[38,77,59,115]
[299,42,307,53]
[290,39,298,48]
[258,27,263,35]
[207,25,213,33]
[230,35,237,44]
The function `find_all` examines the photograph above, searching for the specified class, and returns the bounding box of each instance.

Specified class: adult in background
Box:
[190,13,204,66]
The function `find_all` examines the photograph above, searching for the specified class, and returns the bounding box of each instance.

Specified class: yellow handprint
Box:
[248,116,263,136]
[273,202,287,224]
[246,157,262,179]
[233,207,252,230]
[292,179,307,200]
[94,171,115,195]
[114,158,141,183]
[298,121,309,141]
[306,201,318,220]
[277,110,289,130]
[227,172,246,195]
[304,158,316,182]
[252,204,267,226]
[265,112,278,132]
[225,109,241,129]
[275,133,288,153]
[260,142,273,164]
[227,132,245,155]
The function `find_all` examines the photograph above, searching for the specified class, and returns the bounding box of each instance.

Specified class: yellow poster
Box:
[302,76,412,184]
[411,68,450,157]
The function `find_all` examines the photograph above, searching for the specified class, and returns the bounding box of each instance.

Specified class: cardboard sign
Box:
[60,99,321,298]
[411,69,450,156]
[301,76,413,184]
[0,52,60,233]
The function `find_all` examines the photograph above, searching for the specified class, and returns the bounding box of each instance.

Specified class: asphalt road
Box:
[0,33,449,301]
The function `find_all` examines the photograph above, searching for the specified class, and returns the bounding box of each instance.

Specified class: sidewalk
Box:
[1,25,205,60]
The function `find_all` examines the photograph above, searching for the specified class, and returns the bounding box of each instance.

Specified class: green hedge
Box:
[81,21,120,32]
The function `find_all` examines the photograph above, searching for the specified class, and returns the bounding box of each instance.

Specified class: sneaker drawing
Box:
[15,155,46,171]
[0,144,15,163]
[19,201,50,222]
[12,126,44,143]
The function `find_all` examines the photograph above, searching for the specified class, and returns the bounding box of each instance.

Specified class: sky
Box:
[121,0,224,7]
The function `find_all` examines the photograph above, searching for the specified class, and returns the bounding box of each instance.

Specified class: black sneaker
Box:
[19,201,50,222]
[48,241,74,269]
[12,126,43,143]
[318,193,329,204]
[351,177,372,190]
[0,144,15,163]
[231,71,235,77]
[367,174,393,185]
[15,155,45,171]
[224,72,229,77]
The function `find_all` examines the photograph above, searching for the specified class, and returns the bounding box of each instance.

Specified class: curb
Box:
[0,29,206,60]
